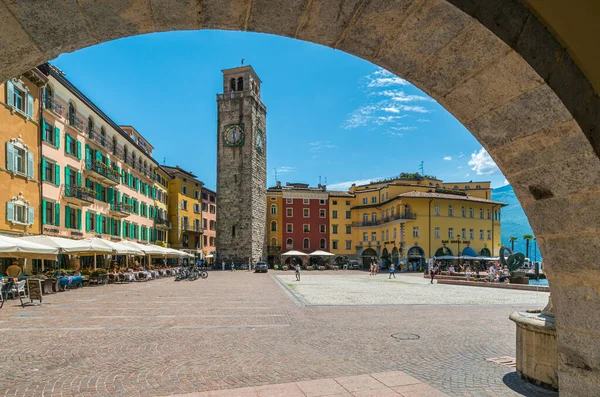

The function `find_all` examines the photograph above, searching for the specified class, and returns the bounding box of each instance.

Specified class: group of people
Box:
[427,261,511,283]
[368,262,397,279]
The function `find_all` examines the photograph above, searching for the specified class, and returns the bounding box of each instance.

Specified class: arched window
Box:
[476,185,482,189]
[270,237,277,247]
[271,220,277,231]
[448,205,454,217]
[138,157,142,170]
[68,102,76,125]
[44,85,54,108]
[303,238,310,250]
[100,126,106,146]
[270,204,277,215]
[87,116,94,136]
[465,185,470,190]
[131,152,136,167]
[461,206,466,217]
[469,207,474,218]
[112,136,117,155]
[453,185,459,190]
[237,77,244,91]
[286,238,293,249]
[320,238,326,250]
[371,212,377,223]
[363,213,368,224]
[124,146,129,162]
[230,78,236,92]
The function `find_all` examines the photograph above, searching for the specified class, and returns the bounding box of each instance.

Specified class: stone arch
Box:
[0,0,598,391]
[435,246,453,257]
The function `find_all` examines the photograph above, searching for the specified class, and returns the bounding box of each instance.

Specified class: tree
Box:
[523,234,534,259]
[509,236,518,252]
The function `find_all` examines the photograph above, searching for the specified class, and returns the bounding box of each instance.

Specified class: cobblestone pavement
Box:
[0,271,556,397]
[275,273,550,306]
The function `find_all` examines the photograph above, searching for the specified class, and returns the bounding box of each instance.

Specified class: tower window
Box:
[232,225,236,237]
[230,78,236,92]
[237,77,244,91]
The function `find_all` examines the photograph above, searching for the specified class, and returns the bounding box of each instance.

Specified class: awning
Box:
[281,250,308,257]
[0,235,58,260]
[80,238,144,255]
[120,241,168,256]
[308,250,335,256]
[21,235,112,255]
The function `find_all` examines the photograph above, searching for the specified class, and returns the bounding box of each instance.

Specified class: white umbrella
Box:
[120,241,167,256]
[21,235,112,254]
[308,250,335,256]
[0,235,58,260]
[281,250,308,257]
[81,238,144,255]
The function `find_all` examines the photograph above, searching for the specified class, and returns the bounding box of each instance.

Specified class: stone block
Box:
[201,0,248,31]
[247,0,307,38]
[440,50,544,124]
[149,0,202,31]
[77,0,155,44]
[558,363,600,397]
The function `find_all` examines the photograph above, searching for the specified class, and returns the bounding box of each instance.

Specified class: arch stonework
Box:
[0,0,599,393]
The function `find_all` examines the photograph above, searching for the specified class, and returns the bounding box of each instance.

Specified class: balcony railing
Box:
[267,246,281,253]
[68,114,85,132]
[353,212,416,227]
[155,218,172,228]
[88,160,120,185]
[64,185,94,204]
[44,96,65,117]
[110,203,133,215]
[87,126,115,153]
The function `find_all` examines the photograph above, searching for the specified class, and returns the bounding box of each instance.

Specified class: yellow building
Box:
[328,191,355,258]
[153,166,171,246]
[163,165,203,254]
[266,185,283,266]
[349,174,505,271]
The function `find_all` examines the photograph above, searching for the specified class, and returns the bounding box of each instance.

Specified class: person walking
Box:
[430,267,435,284]
[231,262,235,272]
[389,263,396,279]
[369,262,374,276]
[295,264,301,281]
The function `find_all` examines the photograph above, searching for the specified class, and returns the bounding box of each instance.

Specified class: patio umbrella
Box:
[21,235,112,254]
[0,235,58,260]
[80,238,144,255]
[308,250,335,256]
[120,241,167,256]
[281,250,308,257]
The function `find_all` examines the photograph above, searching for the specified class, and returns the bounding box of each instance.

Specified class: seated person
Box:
[498,266,511,282]
[6,262,22,278]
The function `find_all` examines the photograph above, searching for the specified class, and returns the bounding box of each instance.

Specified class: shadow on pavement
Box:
[502,372,558,397]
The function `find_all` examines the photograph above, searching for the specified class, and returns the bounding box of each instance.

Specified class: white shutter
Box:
[27,206,34,225]
[26,94,34,119]
[26,151,34,179]
[6,81,14,108]
[5,142,14,172]
[6,202,14,222]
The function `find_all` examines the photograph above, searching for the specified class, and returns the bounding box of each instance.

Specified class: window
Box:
[487,209,491,219]
[469,229,474,239]
[210,237,215,246]
[270,204,277,215]
[42,120,57,146]
[381,230,384,241]
[286,238,293,249]
[461,206,466,217]
[465,185,470,190]
[7,198,33,225]
[194,190,200,199]
[203,235,208,246]
[182,186,188,195]
[469,207,474,218]
[345,225,351,234]
[385,230,389,240]
[286,208,293,217]
[303,238,310,250]
[480,229,484,240]
[209,220,216,230]
[434,227,440,239]
[303,224,310,233]
[286,223,293,233]
[43,200,57,226]
[332,200,338,205]
[448,205,454,217]
[332,210,338,219]
[332,241,338,250]
[286,198,292,204]
[434,204,440,216]
[181,200,188,210]
[345,211,351,219]
[320,224,326,233]
[42,159,59,186]
[203,218,208,229]
[303,208,309,218]
[362,197,368,204]
[303,198,310,204]
[393,228,397,239]
[7,81,33,118]
[202,192,208,200]
[271,221,277,231]
[480,208,484,219]
[202,202,208,211]
[320,239,326,249]
[362,232,368,241]
[487,230,491,240]
[476,185,481,189]
[453,185,459,190]
[371,232,376,241]
[371,213,377,223]
[319,209,326,218]
[209,204,216,214]
[332,225,338,234]
[413,226,419,238]
[320,199,326,205]
[13,145,25,175]
[345,241,352,250]
[65,206,79,230]
[462,228,466,239]
[448,228,454,238]
[363,213,368,224]
[371,196,376,203]
[193,203,201,213]
[65,134,78,158]
[346,200,351,205]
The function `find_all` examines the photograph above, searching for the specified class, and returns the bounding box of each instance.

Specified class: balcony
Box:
[181,224,204,233]
[355,241,382,249]
[155,218,172,229]
[352,212,416,228]
[44,96,65,118]
[87,126,115,153]
[110,203,133,218]
[267,246,281,253]
[64,185,94,205]
[86,160,120,186]
[68,114,85,132]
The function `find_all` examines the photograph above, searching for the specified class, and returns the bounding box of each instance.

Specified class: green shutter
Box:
[96,214,101,233]
[26,94,34,119]
[27,206,34,225]
[54,203,60,226]
[65,206,71,229]
[6,81,14,108]
[95,183,101,200]
[6,142,14,172]
[85,144,91,169]
[65,134,70,155]
[54,163,60,186]
[64,167,71,194]
[26,151,34,179]
[6,202,14,222]
[77,209,82,230]
[41,200,46,225]
[107,187,114,205]
[54,126,60,149]
[76,140,81,160]
[86,211,91,232]
[77,172,82,187]
[41,119,47,142]
[41,158,46,181]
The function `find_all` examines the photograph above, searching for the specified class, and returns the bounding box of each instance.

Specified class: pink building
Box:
[202,187,217,259]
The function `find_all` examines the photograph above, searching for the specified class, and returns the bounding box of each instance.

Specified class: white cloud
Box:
[366,68,409,88]
[383,107,400,113]
[443,156,452,161]
[375,90,431,103]
[343,105,377,129]
[328,177,381,190]
[458,152,465,158]
[391,126,416,131]
[503,178,509,186]
[468,148,499,175]
[309,141,337,151]
[276,166,296,173]
[417,119,430,123]
[397,105,429,113]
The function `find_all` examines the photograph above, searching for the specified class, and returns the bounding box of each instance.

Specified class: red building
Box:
[278,183,329,262]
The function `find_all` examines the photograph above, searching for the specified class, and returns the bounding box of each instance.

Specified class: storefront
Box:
[361,248,377,269]
[406,246,425,272]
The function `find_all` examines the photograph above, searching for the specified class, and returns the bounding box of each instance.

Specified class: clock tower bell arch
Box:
[216,66,267,265]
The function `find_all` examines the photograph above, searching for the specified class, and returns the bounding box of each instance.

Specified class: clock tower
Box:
[216,66,267,265]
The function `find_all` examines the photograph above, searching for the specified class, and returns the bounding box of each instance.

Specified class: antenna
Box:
[274,168,278,185]
[163,157,166,165]
[324,176,327,186]
[319,176,322,185]
[419,161,424,175]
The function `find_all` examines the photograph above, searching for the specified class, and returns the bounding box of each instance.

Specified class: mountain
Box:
[492,185,541,260]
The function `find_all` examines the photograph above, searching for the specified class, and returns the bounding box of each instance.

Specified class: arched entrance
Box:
[361,248,377,269]
[391,247,399,265]
[381,248,390,269]
[479,248,491,257]
[434,247,453,257]
[407,246,425,272]
[0,1,598,392]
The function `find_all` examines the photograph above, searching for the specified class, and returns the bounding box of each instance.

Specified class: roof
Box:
[202,186,217,195]
[397,191,507,206]
[328,191,355,197]
[161,165,201,183]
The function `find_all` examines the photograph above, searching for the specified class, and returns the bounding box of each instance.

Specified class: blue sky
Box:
[52,30,507,191]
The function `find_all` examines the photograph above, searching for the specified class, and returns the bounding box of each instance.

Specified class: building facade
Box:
[164,165,203,253]
[153,166,171,246]
[266,186,283,266]
[0,69,45,245]
[38,64,160,244]
[216,65,267,265]
[201,187,217,259]
[328,191,355,259]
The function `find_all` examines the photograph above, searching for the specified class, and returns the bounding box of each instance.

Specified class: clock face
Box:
[223,125,245,146]
[255,129,264,153]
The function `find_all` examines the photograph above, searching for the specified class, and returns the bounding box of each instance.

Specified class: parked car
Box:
[255,262,268,273]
